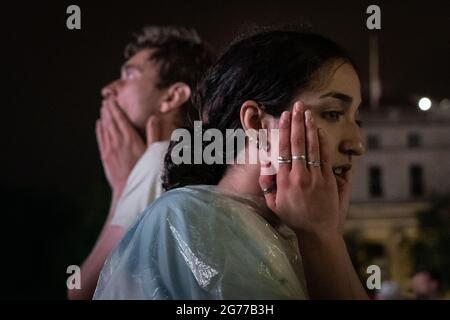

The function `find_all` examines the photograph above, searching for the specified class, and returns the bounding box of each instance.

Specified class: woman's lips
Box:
[332,164,352,193]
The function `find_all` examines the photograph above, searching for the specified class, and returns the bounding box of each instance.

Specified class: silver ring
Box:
[277,156,292,164]
[292,155,307,161]
[262,186,275,194]
[307,160,321,167]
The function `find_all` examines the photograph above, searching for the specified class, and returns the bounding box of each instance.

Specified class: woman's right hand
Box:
[259,101,340,238]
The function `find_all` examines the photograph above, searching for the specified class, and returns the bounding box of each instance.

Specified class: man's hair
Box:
[124,26,215,125]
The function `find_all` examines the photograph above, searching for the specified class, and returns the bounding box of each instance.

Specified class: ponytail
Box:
[162,126,228,191]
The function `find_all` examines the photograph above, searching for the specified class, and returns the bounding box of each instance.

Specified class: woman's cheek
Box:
[316,122,339,153]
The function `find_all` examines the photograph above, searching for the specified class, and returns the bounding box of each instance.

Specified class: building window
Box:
[369,166,383,198]
[410,165,424,197]
[367,134,380,150]
[408,133,422,148]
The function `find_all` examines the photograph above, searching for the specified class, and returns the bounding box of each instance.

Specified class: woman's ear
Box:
[240,101,265,131]
[160,82,191,113]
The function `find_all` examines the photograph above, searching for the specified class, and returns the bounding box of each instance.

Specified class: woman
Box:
[94,28,368,299]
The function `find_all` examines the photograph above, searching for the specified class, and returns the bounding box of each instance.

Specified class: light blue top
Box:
[94,185,308,299]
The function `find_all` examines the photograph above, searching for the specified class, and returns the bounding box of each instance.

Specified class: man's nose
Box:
[101,80,118,98]
[339,123,365,157]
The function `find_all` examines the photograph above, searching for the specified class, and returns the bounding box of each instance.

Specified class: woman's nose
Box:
[339,123,365,156]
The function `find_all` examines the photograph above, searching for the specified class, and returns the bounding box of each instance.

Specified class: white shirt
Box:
[110,141,170,230]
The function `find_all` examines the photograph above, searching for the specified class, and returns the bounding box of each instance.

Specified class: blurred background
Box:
[3,0,449,299]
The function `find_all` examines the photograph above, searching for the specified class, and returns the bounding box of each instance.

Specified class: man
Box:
[411,269,442,299]
[68,26,213,299]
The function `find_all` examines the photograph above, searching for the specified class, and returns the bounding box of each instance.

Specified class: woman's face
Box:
[261,61,365,192]
[297,60,365,165]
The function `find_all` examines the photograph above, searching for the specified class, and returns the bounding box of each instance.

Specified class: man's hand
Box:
[95,101,160,194]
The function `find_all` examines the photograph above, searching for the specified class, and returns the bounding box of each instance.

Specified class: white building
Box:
[352,105,450,202]
[346,102,450,294]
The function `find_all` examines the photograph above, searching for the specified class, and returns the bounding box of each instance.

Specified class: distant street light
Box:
[418,97,432,111]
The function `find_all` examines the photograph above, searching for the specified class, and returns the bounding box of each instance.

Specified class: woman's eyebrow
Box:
[319,91,353,105]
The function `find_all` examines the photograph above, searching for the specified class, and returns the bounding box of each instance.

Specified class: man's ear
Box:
[240,100,265,131]
[160,82,191,113]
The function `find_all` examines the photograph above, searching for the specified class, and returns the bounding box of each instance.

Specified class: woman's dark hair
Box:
[162,27,356,190]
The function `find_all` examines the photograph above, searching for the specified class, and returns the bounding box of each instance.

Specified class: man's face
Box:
[101,49,164,132]
[412,272,438,298]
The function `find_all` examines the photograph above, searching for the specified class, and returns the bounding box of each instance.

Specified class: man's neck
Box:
[160,122,177,141]
[139,119,178,143]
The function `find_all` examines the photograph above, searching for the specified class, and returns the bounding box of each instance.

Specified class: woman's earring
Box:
[258,130,268,152]
[248,132,269,151]
[248,134,260,149]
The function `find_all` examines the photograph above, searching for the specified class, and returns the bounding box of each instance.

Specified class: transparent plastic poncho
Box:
[94,185,308,299]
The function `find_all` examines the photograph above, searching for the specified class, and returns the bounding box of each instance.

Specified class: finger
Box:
[290,101,307,175]
[108,101,133,137]
[259,164,276,211]
[276,111,292,183]
[305,110,321,180]
[146,115,161,145]
[101,116,112,155]
[318,128,334,179]
[339,169,353,209]
[95,120,105,158]
[338,169,353,232]
[102,104,120,146]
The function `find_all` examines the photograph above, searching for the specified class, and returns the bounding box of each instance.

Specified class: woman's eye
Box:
[322,111,344,122]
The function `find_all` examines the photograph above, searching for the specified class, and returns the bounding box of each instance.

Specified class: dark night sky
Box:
[2,0,450,299]
[5,0,450,195]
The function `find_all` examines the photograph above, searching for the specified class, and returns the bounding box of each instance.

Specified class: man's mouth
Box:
[101,99,113,108]
[332,164,352,190]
